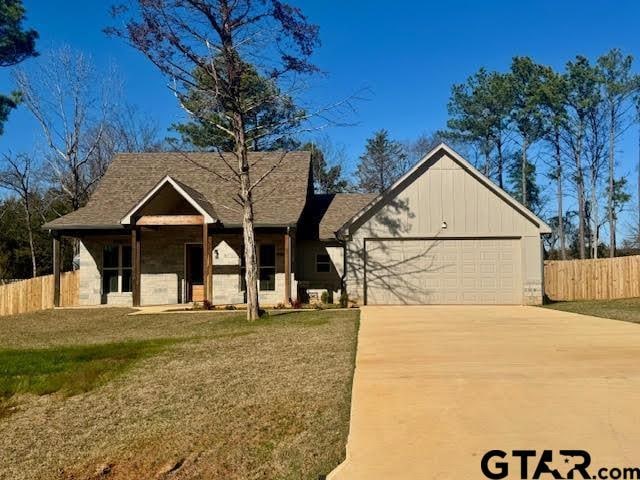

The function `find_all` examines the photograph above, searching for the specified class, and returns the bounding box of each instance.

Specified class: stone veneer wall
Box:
[79,229,297,306]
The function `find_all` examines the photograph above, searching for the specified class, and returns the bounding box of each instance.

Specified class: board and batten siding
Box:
[345,152,544,305]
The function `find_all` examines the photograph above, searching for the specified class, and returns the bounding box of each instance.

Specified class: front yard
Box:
[543,297,640,324]
[0,308,359,480]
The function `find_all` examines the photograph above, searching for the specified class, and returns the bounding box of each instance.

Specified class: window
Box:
[103,245,133,294]
[316,253,331,273]
[259,244,276,291]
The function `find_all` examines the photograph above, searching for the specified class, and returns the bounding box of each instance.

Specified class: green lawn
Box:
[543,297,640,324]
[0,338,180,399]
[0,308,359,480]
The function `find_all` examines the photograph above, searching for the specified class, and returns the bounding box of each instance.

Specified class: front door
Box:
[186,244,204,302]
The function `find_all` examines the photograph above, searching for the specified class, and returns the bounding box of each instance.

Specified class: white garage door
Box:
[365,238,522,305]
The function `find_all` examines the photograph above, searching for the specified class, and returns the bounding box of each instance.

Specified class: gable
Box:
[345,144,551,238]
[120,176,216,224]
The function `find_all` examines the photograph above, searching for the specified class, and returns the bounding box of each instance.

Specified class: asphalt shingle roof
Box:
[44,151,311,229]
[300,193,376,240]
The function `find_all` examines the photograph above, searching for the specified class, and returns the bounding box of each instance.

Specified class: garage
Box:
[340,144,551,306]
[364,238,522,305]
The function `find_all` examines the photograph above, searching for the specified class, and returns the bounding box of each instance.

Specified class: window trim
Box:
[102,245,132,294]
[315,252,332,273]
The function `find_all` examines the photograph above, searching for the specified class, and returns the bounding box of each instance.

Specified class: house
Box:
[44,144,551,307]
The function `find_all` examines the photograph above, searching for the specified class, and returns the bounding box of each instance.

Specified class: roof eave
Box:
[42,224,126,231]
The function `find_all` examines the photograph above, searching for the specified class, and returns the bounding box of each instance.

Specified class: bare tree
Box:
[0,153,39,276]
[108,0,328,320]
[13,46,118,210]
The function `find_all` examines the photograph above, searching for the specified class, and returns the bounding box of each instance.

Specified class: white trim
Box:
[339,143,552,235]
[120,175,215,225]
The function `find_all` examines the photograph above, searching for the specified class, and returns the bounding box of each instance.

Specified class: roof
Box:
[339,143,552,235]
[300,193,377,241]
[44,151,311,230]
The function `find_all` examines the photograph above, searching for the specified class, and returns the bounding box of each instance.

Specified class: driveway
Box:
[330,306,640,479]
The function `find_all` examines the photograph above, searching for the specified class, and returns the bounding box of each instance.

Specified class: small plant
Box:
[224,304,237,310]
[258,308,269,318]
[314,303,325,310]
[290,298,303,309]
[202,299,214,310]
[274,303,286,310]
[320,291,329,304]
[339,291,349,308]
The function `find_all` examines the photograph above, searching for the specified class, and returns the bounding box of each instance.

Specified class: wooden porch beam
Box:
[203,223,212,303]
[132,227,141,307]
[137,215,204,226]
[284,230,291,304]
[53,235,61,307]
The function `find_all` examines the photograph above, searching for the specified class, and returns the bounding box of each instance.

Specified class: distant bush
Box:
[339,292,349,308]
[320,291,329,304]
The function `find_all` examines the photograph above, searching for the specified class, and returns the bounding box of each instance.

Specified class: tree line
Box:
[444,51,640,260]
[2,1,640,312]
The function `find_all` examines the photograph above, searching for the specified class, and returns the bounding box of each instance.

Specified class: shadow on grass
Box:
[0,338,180,401]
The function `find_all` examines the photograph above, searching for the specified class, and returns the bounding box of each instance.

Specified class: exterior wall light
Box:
[441,221,447,229]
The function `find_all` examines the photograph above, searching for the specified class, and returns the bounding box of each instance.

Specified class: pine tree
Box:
[356,130,406,194]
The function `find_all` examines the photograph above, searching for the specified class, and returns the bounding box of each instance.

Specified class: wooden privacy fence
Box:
[0,271,79,316]
[544,255,640,301]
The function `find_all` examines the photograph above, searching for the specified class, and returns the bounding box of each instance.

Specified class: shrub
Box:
[202,299,214,310]
[339,291,349,308]
[274,303,286,310]
[224,304,237,310]
[320,291,329,304]
[290,298,303,309]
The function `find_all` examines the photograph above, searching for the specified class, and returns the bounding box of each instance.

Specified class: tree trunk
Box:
[496,140,504,189]
[591,175,599,259]
[235,113,260,321]
[554,134,566,260]
[576,168,586,259]
[608,107,615,257]
[23,197,37,277]
[521,137,528,207]
[575,124,586,259]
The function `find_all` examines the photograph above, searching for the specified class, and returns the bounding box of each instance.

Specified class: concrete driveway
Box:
[330,306,640,479]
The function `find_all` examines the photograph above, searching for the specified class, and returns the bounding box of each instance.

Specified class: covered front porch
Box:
[52,223,296,308]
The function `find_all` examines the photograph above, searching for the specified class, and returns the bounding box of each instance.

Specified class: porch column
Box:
[284,229,291,304]
[208,232,214,301]
[132,227,141,307]
[53,235,61,307]
[203,223,212,303]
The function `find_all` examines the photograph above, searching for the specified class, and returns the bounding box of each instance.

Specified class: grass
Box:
[0,308,359,480]
[543,297,640,324]
[0,339,178,399]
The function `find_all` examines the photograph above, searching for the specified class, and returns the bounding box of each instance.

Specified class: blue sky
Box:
[2,0,640,230]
